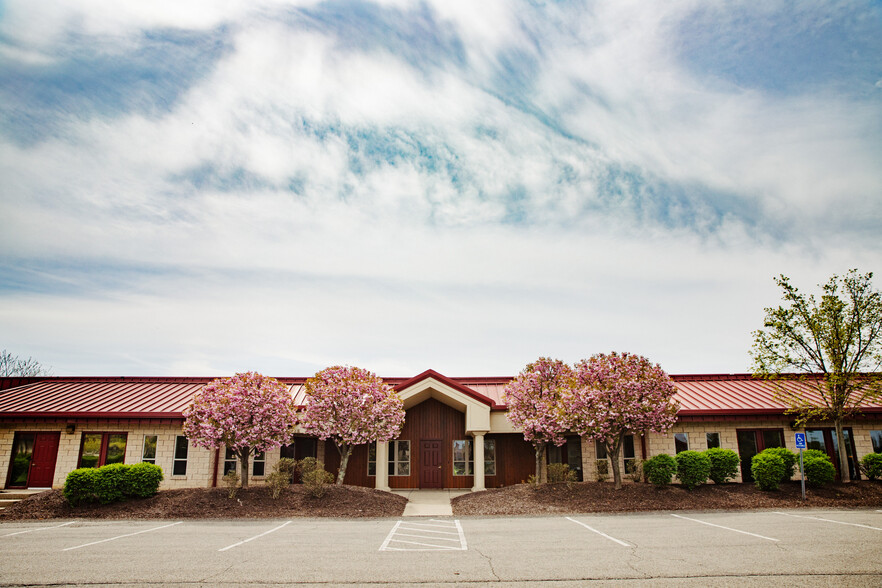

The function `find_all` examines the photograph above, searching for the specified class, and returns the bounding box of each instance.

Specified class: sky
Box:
[1,0,881,378]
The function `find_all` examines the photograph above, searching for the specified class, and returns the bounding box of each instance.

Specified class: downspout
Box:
[211,448,220,488]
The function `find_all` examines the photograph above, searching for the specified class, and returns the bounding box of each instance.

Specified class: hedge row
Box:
[643,448,741,489]
[64,462,164,506]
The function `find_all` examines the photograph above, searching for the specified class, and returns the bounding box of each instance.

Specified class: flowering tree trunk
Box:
[534,441,547,483]
[335,442,352,485]
[237,448,251,488]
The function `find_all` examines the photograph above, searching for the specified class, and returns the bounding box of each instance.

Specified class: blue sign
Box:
[795,433,806,449]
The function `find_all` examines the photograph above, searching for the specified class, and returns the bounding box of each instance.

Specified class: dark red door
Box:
[29,433,60,487]
[420,440,443,488]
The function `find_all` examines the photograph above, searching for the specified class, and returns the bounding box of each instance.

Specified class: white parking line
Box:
[4,521,75,537]
[774,512,882,531]
[670,514,779,542]
[218,521,293,552]
[380,519,466,551]
[565,517,631,547]
[62,521,183,551]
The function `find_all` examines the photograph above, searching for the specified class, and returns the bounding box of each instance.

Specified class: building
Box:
[2,370,881,490]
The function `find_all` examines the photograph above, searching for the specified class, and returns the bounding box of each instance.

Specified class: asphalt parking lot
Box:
[1,509,880,586]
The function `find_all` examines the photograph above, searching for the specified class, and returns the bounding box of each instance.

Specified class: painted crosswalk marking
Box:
[380,519,467,551]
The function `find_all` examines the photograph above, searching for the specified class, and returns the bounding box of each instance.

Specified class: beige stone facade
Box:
[3,416,881,490]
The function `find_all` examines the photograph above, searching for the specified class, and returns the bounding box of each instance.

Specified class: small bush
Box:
[594,459,609,483]
[547,463,577,485]
[94,463,129,504]
[751,452,785,491]
[643,454,677,487]
[860,453,882,481]
[628,460,643,483]
[801,452,836,487]
[295,457,321,477]
[675,450,711,490]
[301,468,334,498]
[704,448,740,484]
[275,458,297,479]
[223,470,240,499]
[126,463,164,498]
[64,468,99,506]
[266,458,294,499]
[759,447,798,481]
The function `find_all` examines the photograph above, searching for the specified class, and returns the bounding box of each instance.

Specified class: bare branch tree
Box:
[0,349,52,377]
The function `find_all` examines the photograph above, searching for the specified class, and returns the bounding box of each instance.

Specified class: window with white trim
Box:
[252,451,266,477]
[224,448,237,475]
[674,433,689,453]
[871,430,882,453]
[453,440,472,476]
[367,440,411,476]
[142,435,157,464]
[173,435,188,476]
[483,439,496,476]
[706,432,721,449]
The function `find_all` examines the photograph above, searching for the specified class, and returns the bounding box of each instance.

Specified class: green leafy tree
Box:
[751,270,882,482]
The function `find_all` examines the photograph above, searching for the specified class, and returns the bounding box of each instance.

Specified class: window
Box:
[368,440,411,476]
[706,432,721,449]
[390,441,410,476]
[453,440,472,476]
[142,435,158,464]
[252,451,265,477]
[871,431,882,454]
[595,440,608,460]
[806,428,860,480]
[79,433,127,468]
[484,439,496,476]
[623,435,637,474]
[674,433,689,453]
[173,436,188,476]
[224,448,237,475]
[736,428,784,483]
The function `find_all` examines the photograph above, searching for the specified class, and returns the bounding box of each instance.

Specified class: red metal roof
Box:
[0,373,879,419]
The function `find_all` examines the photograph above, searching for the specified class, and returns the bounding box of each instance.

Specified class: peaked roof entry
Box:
[393,369,494,433]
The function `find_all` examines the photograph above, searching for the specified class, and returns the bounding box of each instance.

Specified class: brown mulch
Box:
[3,481,881,520]
[452,480,882,516]
[0,485,407,520]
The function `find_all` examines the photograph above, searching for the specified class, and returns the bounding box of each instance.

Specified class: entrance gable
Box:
[395,370,491,433]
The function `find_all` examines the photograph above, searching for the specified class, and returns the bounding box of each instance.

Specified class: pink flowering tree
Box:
[503,357,576,483]
[300,366,405,485]
[183,372,298,488]
[569,352,679,489]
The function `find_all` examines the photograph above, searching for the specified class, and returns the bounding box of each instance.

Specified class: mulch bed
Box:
[3,481,880,520]
[452,480,882,516]
[0,485,407,520]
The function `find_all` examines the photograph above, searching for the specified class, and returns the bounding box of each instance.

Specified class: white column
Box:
[375,441,390,491]
[472,432,485,491]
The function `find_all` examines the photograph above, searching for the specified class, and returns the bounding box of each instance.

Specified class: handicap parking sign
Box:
[795,433,806,449]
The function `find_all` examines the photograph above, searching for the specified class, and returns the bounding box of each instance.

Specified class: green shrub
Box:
[704,448,740,484]
[275,458,297,479]
[547,463,577,485]
[64,468,99,506]
[94,463,129,504]
[628,460,643,483]
[801,453,836,487]
[266,458,294,499]
[125,463,164,498]
[643,454,677,487]
[223,470,240,499]
[594,459,609,482]
[759,447,797,481]
[675,450,711,490]
[301,468,334,498]
[860,453,882,481]
[751,452,785,491]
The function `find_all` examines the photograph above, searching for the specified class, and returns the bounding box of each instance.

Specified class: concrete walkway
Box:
[391,489,471,517]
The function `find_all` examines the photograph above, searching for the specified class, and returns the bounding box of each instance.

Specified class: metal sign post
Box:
[795,433,807,500]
